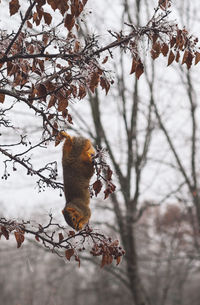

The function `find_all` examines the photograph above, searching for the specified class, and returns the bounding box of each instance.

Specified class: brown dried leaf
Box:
[152,34,159,44]
[170,36,176,48]
[45,81,56,91]
[38,59,44,72]
[42,33,49,46]
[93,180,102,196]
[59,232,64,242]
[27,20,32,28]
[58,1,69,15]
[151,49,159,60]
[104,182,116,199]
[167,50,175,66]
[182,50,189,65]
[9,0,20,16]
[1,226,9,240]
[28,45,35,54]
[36,6,43,20]
[185,52,194,69]
[57,98,68,112]
[110,239,119,247]
[89,72,100,93]
[65,248,74,261]
[36,84,47,97]
[48,95,56,109]
[78,85,86,99]
[195,51,200,65]
[71,84,77,98]
[35,0,46,5]
[106,167,113,181]
[102,56,108,64]
[101,254,112,268]
[135,61,144,79]
[130,57,137,74]
[151,41,161,59]
[35,235,40,242]
[0,94,5,104]
[62,109,68,118]
[116,256,121,265]
[7,62,14,76]
[68,230,75,236]
[100,77,110,95]
[14,231,25,248]
[159,0,171,10]
[55,134,62,147]
[74,1,83,17]
[47,0,58,11]
[67,114,73,124]
[52,121,58,136]
[161,43,169,57]
[43,12,52,25]
[74,40,80,52]
[33,12,38,22]
[64,14,75,31]
[175,51,180,62]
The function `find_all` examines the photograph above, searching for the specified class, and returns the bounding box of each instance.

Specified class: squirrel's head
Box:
[62,206,87,231]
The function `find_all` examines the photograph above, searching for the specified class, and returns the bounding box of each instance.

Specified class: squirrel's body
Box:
[62,133,95,230]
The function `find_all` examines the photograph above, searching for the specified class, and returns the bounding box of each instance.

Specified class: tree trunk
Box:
[123,222,150,305]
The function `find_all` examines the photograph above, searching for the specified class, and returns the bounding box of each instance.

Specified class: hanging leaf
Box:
[36,84,47,97]
[93,180,103,196]
[78,85,86,99]
[170,37,176,48]
[100,77,110,95]
[52,121,58,136]
[35,235,40,242]
[14,231,25,248]
[102,56,108,64]
[9,0,20,16]
[101,254,112,268]
[89,72,100,93]
[57,98,68,112]
[1,226,9,240]
[185,52,194,69]
[116,256,121,265]
[47,0,58,11]
[195,51,200,65]
[58,232,64,242]
[67,114,73,124]
[43,12,52,25]
[182,50,189,65]
[152,34,159,44]
[175,51,180,62]
[27,20,32,28]
[65,248,74,261]
[64,14,75,31]
[130,57,137,74]
[48,95,56,109]
[167,50,175,66]
[0,94,5,104]
[135,61,144,79]
[161,43,169,56]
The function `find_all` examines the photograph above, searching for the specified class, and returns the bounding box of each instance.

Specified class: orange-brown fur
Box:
[61,132,95,230]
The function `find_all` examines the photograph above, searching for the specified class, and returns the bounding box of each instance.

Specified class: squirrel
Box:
[61,132,95,231]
